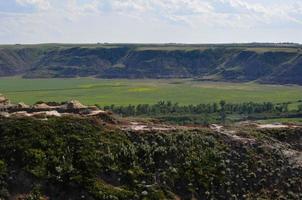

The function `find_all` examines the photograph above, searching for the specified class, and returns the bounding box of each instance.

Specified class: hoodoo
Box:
[0,94,9,105]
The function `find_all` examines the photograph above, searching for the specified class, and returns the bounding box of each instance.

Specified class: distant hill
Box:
[0,43,302,84]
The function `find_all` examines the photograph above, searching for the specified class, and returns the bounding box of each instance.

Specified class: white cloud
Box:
[0,0,301,44]
[16,0,51,10]
[217,0,302,25]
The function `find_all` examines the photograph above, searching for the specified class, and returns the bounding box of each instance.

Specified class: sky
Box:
[0,0,302,44]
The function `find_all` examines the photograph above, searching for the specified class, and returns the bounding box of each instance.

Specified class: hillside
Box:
[0,43,302,84]
[0,97,301,199]
[0,116,301,200]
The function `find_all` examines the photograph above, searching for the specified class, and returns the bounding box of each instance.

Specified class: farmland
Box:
[0,77,302,106]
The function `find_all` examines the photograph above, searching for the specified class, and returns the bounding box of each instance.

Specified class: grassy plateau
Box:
[0,77,302,106]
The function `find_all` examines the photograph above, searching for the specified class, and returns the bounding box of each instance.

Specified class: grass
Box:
[0,77,302,107]
[257,118,302,124]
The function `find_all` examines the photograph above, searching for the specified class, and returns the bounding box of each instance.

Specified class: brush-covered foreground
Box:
[0,116,301,200]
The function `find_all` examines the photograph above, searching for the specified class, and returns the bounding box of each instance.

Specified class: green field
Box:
[0,77,302,106]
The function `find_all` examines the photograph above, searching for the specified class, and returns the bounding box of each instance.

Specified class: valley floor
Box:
[0,77,302,107]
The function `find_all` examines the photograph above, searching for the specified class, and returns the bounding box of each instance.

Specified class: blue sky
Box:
[0,0,301,44]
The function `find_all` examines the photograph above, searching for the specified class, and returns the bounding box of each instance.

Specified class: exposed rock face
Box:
[1,44,302,84]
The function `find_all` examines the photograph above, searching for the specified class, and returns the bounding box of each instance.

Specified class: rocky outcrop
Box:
[0,97,106,118]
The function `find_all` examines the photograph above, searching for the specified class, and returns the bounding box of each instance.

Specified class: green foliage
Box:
[0,160,6,177]
[157,114,217,125]
[0,117,301,199]
[88,180,135,200]
[103,100,294,125]
[219,100,226,123]
[104,101,284,116]
[259,128,302,150]
[25,186,44,200]
[0,160,9,199]
[24,149,47,177]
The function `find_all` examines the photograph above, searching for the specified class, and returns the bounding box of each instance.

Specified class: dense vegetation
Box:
[1,43,302,84]
[103,101,292,116]
[102,101,302,125]
[0,117,301,199]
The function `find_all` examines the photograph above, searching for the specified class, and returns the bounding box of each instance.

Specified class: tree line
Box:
[101,100,294,117]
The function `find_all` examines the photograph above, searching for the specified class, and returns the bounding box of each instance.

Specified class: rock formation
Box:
[0,96,106,118]
[17,102,30,109]
[66,100,88,110]
[0,94,9,105]
[33,103,53,111]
